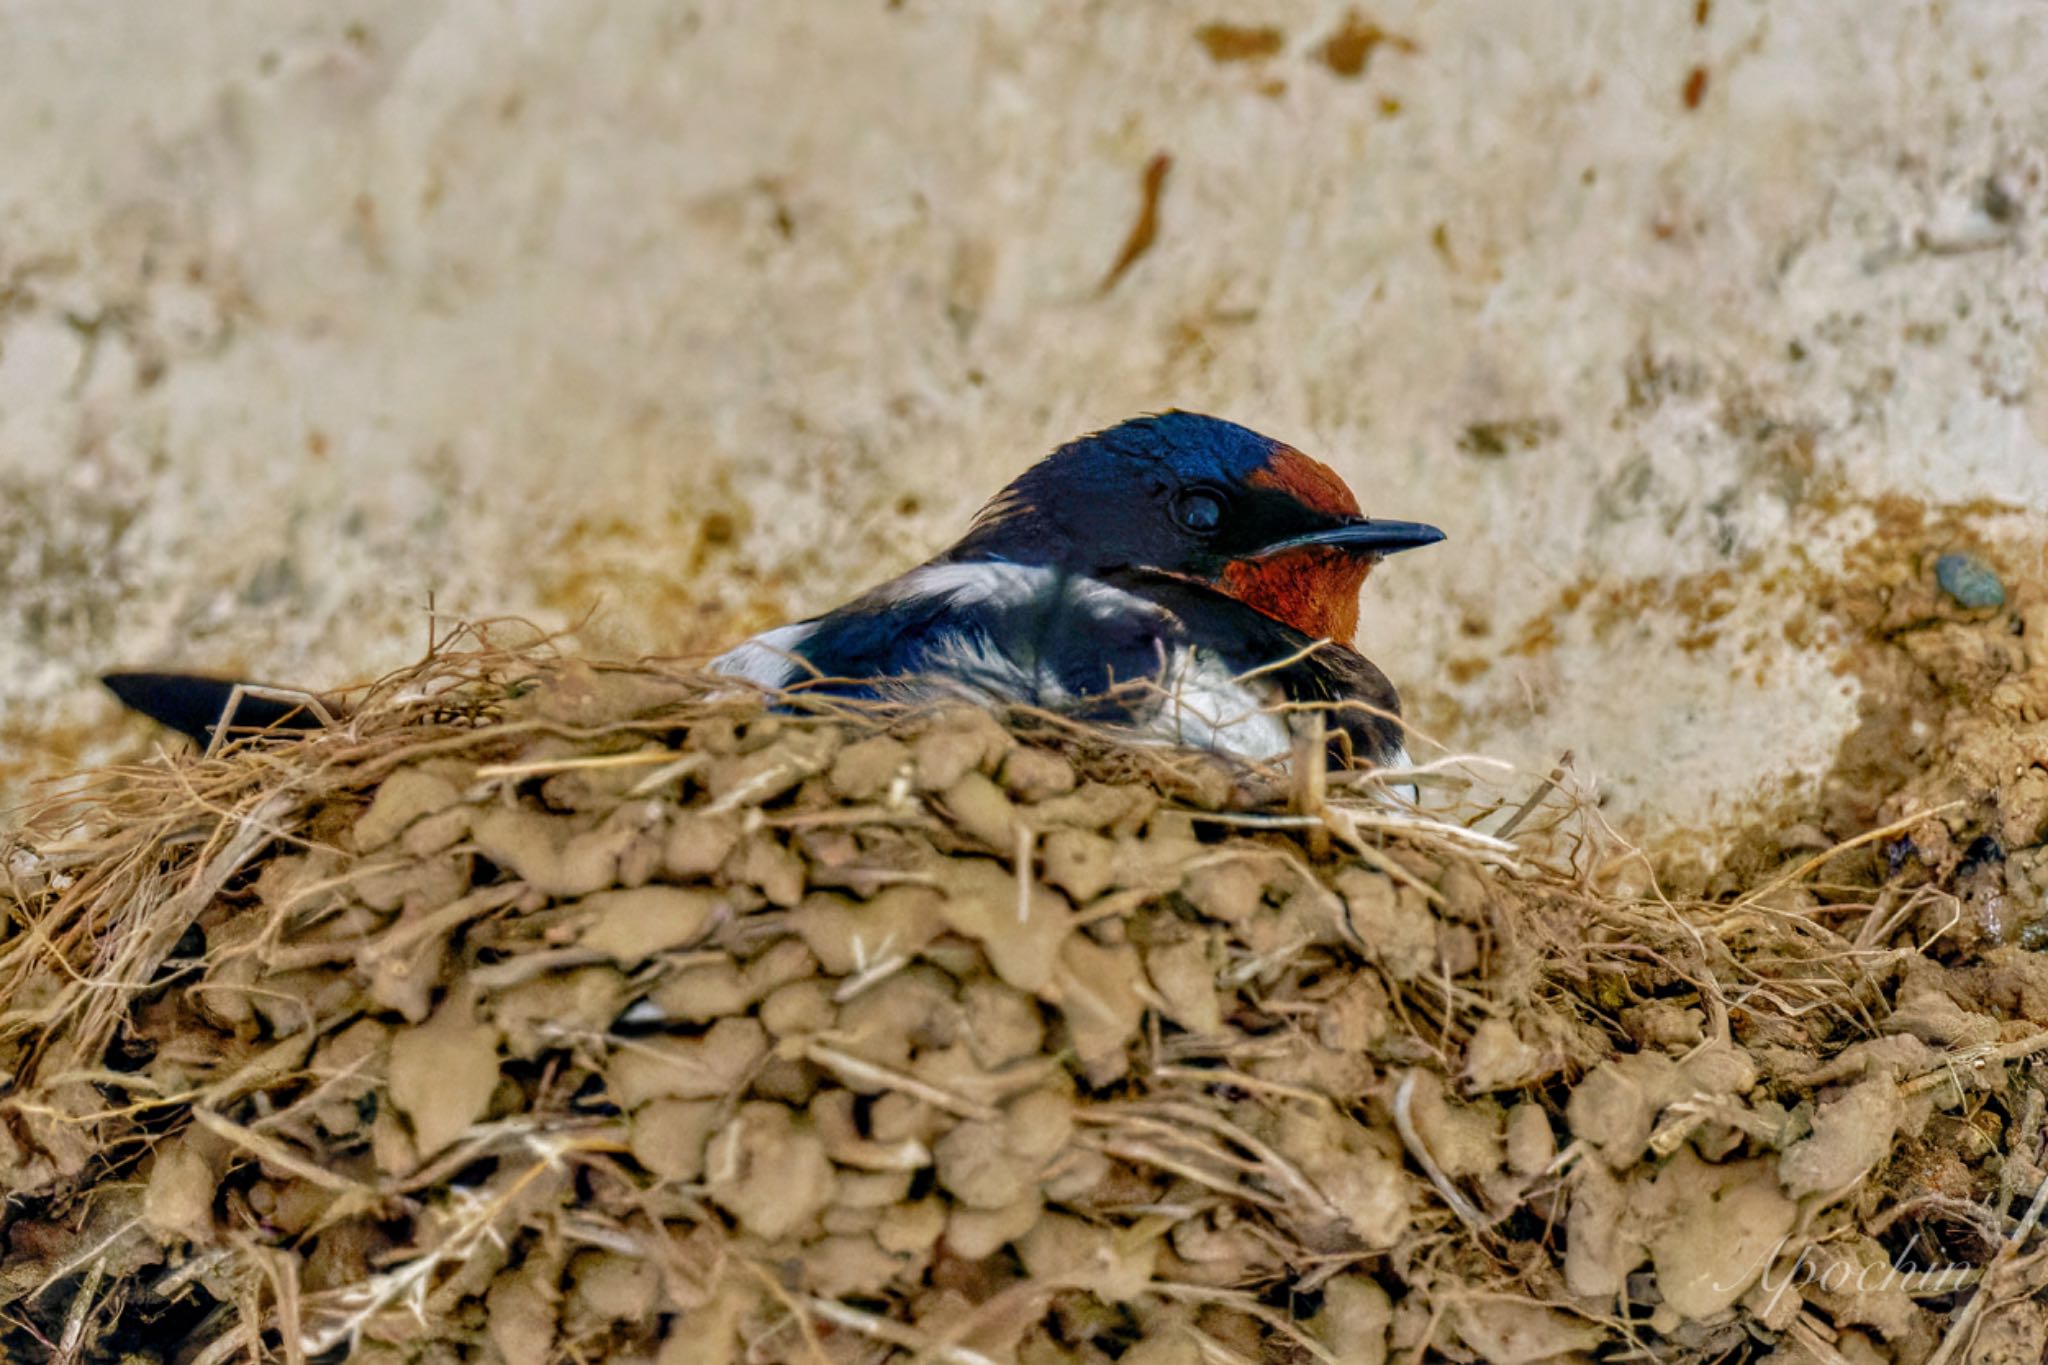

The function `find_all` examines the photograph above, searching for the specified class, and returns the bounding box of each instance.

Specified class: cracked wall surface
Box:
[3,1,2046,855]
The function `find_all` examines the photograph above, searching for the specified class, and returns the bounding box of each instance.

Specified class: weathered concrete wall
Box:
[4,1,2046,851]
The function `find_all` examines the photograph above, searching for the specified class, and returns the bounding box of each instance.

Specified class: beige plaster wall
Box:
[4,1,2046,851]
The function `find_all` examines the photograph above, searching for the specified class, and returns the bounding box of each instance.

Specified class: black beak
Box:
[1250,517,1446,559]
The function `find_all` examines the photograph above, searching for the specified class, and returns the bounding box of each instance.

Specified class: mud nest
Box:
[4,617,2048,1364]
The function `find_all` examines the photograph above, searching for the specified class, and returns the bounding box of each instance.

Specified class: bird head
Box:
[946,411,1443,644]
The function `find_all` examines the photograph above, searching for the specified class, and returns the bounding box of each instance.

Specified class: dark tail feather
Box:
[102,671,327,747]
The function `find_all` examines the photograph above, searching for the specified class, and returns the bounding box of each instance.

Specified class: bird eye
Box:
[1175,490,1224,534]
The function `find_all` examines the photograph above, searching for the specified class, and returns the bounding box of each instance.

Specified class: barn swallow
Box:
[104,412,1441,771]
[714,411,1441,769]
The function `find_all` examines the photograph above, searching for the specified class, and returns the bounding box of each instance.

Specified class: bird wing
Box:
[717,562,1190,707]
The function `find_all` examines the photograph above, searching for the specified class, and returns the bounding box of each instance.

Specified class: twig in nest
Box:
[1188,812,1325,830]
[1786,1312,1858,1365]
[1148,1065,1334,1110]
[832,933,910,1003]
[1900,1030,2048,1098]
[185,1322,261,1365]
[804,1296,1002,1365]
[1743,801,1965,905]
[1496,750,1573,841]
[247,1241,308,1365]
[473,746,687,781]
[203,684,339,759]
[1292,711,1331,858]
[1322,815,1445,904]
[190,1107,371,1196]
[50,1256,105,1365]
[738,1260,832,1365]
[708,752,830,812]
[1335,804,1522,860]
[803,1041,1000,1121]
[1646,1096,1795,1158]
[1087,1136,1287,1209]
[1189,1325,1260,1365]
[355,883,526,970]
[1392,1071,1490,1232]
[1925,1169,2048,1365]
[1127,1098,1342,1221]
[296,1134,592,1355]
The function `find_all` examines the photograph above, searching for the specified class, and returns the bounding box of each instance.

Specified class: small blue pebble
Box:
[1936,552,2005,610]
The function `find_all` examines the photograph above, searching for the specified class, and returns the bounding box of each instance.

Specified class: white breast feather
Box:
[1145,648,1293,761]
[1383,745,1420,807]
